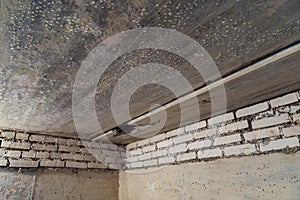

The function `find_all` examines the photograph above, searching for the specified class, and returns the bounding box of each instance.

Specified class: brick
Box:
[187,139,211,150]
[50,152,62,159]
[260,137,300,152]
[88,162,107,169]
[198,148,222,159]
[0,158,7,166]
[168,143,187,154]
[194,128,217,139]
[224,144,257,156]
[32,144,57,152]
[243,127,280,141]
[9,159,39,168]
[236,102,269,118]
[208,113,234,126]
[293,113,300,122]
[126,142,137,150]
[67,139,80,146]
[1,141,31,150]
[214,134,241,146]
[138,152,152,161]
[0,131,15,139]
[5,150,21,158]
[150,133,167,144]
[290,104,300,114]
[131,161,143,168]
[66,161,87,169]
[282,126,300,137]
[185,121,207,132]
[73,154,85,161]
[176,152,196,162]
[15,133,29,140]
[158,156,175,164]
[142,145,156,153]
[136,138,151,147]
[151,149,168,158]
[84,154,95,162]
[143,159,158,167]
[172,134,193,144]
[56,138,68,145]
[129,148,142,156]
[126,156,138,163]
[40,160,65,167]
[270,93,298,108]
[218,120,249,134]
[252,114,290,129]
[166,128,184,138]
[22,151,36,158]
[157,139,173,149]
[0,149,5,156]
[44,137,57,143]
[58,145,74,152]
[36,152,50,159]
[80,148,89,154]
[62,153,74,160]
[29,135,45,142]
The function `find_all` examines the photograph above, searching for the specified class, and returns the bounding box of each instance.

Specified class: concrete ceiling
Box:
[0,0,300,142]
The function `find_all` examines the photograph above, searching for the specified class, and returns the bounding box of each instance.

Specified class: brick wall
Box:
[125,91,300,169]
[0,130,125,169]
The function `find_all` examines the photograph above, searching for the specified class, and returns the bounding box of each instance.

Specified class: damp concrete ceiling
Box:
[0,0,300,142]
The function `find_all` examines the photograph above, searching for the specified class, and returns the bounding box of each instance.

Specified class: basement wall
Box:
[121,90,300,200]
[0,168,118,200]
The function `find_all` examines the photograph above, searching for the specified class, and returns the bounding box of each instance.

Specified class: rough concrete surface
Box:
[0,168,118,200]
[119,152,300,200]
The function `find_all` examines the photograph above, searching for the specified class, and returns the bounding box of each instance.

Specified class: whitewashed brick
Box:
[0,131,15,139]
[137,138,151,147]
[129,148,142,156]
[168,143,187,154]
[1,141,31,150]
[62,153,74,160]
[143,159,158,167]
[208,113,234,126]
[5,150,21,158]
[50,152,62,159]
[260,137,300,152]
[29,135,45,142]
[224,144,257,156]
[149,133,167,144]
[214,134,241,146]
[73,154,85,161]
[218,120,249,134]
[236,102,269,118]
[158,156,175,164]
[166,128,184,138]
[172,134,193,144]
[58,145,74,152]
[126,142,137,150]
[138,152,152,161]
[176,152,196,162]
[243,127,280,141]
[293,113,300,122]
[252,114,290,129]
[270,93,298,108]
[44,137,57,143]
[66,161,87,169]
[9,159,39,168]
[185,121,207,132]
[15,133,29,140]
[198,148,222,159]
[126,156,138,163]
[0,158,7,166]
[88,162,107,169]
[282,126,300,137]
[32,144,57,152]
[188,139,211,150]
[56,138,68,145]
[36,152,50,159]
[151,149,168,158]
[157,139,173,149]
[194,128,218,139]
[22,150,36,158]
[40,160,65,167]
[131,161,143,168]
[0,149,5,156]
[142,145,156,153]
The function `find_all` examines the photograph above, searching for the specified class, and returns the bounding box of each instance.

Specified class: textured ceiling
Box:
[0,0,300,140]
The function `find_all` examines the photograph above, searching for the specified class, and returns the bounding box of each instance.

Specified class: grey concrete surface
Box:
[119,152,300,200]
